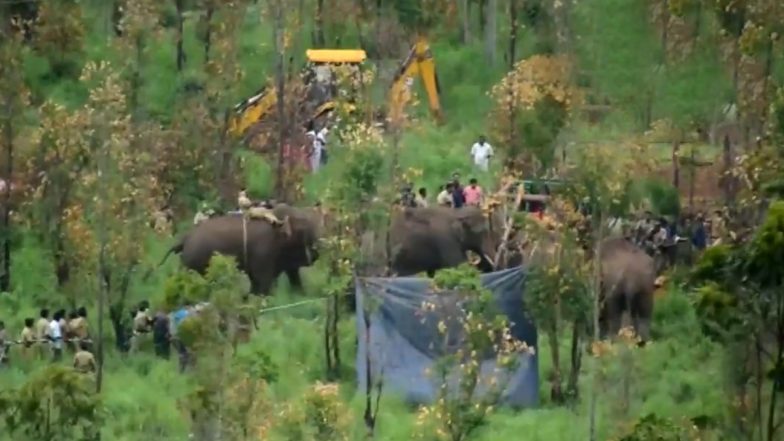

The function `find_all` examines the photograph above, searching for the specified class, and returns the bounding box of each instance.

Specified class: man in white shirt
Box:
[49,312,63,362]
[307,130,321,172]
[470,135,494,171]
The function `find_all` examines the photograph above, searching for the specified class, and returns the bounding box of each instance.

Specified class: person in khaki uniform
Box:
[73,342,96,374]
[237,188,253,210]
[69,307,89,347]
[246,202,283,226]
[130,302,152,353]
[19,317,36,361]
[35,309,50,360]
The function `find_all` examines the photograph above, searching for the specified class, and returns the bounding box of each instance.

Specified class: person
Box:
[73,341,96,374]
[470,135,494,172]
[317,127,329,165]
[415,187,429,208]
[70,307,89,348]
[193,202,212,225]
[710,208,726,246]
[152,310,171,359]
[237,188,253,211]
[307,130,321,172]
[20,317,36,361]
[451,179,465,208]
[65,310,79,352]
[463,178,483,207]
[246,200,283,226]
[49,310,64,362]
[398,184,417,208]
[437,184,453,207]
[36,308,50,359]
[130,301,152,353]
[692,213,707,251]
[152,205,173,234]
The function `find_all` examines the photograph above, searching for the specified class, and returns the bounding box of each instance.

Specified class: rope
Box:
[258,296,329,315]
[242,213,249,268]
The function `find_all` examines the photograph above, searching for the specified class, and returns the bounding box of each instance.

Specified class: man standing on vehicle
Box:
[470,135,494,172]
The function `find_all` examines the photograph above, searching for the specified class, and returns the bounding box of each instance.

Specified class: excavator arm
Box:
[388,37,444,124]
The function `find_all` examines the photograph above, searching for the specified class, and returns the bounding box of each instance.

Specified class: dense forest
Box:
[1,0,784,440]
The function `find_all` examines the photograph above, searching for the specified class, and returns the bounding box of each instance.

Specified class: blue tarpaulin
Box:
[354,266,539,408]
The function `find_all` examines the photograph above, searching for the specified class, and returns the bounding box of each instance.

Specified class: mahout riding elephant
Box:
[598,237,655,343]
[389,206,498,276]
[156,204,323,295]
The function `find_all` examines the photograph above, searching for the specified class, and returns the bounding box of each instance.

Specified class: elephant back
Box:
[181,215,278,271]
[599,238,655,294]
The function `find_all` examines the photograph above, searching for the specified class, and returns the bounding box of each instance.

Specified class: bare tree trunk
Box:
[672,134,681,190]
[723,134,733,206]
[315,0,326,47]
[95,126,109,395]
[460,0,471,43]
[272,0,286,199]
[548,327,563,402]
[567,320,582,399]
[1,99,12,292]
[588,210,605,441]
[175,0,185,71]
[204,6,214,64]
[484,0,496,63]
[478,0,486,34]
[508,0,517,69]
[688,145,695,211]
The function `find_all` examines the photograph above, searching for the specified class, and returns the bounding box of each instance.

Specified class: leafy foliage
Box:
[0,366,101,441]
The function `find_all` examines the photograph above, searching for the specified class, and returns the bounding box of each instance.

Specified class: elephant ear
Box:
[455,209,488,235]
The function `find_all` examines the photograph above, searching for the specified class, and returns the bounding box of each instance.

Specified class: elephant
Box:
[598,237,655,343]
[520,233,655,343]
[389,206,498,277]
[155,204,323,295]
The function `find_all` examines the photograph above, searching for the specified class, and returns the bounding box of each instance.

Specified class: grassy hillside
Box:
[2,0,783,440]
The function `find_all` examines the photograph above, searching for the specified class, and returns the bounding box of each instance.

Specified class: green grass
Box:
[0,0,757,439]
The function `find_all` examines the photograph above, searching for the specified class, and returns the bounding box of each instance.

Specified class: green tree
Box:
[0,25,30,292]
[0,366,101,441]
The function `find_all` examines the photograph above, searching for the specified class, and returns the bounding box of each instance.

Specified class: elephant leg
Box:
[285,268,304,291]
[601,292,625,340]
[630,289,654,343]
[249,267,275,296]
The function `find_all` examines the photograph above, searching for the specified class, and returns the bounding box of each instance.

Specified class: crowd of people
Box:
[398,173,486,209]
[0,299,228,374]
[0,307,95,373]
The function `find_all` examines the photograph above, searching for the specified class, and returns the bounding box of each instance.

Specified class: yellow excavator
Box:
[228,49,367,138]
[228,38,443,138]
[387,37,443,124]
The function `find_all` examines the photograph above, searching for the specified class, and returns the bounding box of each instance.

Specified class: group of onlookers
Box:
[398,173,486,210]
[0,307,95,374]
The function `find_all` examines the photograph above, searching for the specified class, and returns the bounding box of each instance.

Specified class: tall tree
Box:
[484,0,497,62]
[0,25,30,292]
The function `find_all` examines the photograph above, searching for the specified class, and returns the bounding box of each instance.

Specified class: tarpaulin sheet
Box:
[355,266,539,408]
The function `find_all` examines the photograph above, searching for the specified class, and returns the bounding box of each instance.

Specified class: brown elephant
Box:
[520,233,655,343]
[155,204,323,295]
[389,206,498,277]
[597,237,655,342]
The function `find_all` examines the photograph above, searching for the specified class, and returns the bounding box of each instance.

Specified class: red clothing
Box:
[463,185,483,206]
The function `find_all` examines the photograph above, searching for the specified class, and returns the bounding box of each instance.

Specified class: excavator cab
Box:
[228,49,367,138]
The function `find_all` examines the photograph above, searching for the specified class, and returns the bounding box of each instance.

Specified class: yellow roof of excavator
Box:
[306,49,367,64]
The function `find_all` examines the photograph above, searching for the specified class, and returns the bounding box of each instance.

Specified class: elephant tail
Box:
[142,240,185,282]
